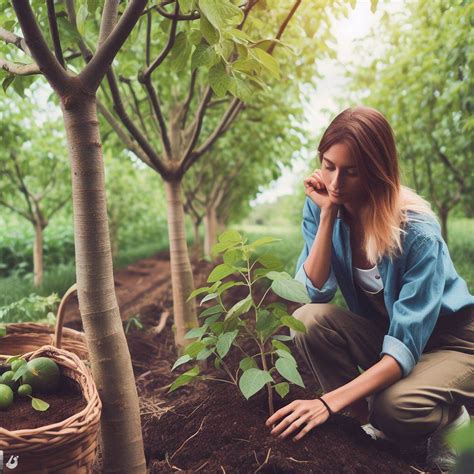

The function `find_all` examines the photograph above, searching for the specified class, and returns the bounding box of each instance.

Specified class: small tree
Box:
[169,230,310,415]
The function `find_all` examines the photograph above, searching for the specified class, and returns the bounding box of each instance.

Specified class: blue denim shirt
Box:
[295,197,474,378]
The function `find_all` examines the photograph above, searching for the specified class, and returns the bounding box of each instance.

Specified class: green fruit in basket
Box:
[22,357,60,394]
[1,370,19,390]
[18,384,32,397]
[0,384,14,410]
[11,359,27,372]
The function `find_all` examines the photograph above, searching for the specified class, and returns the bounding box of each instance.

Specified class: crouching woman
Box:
[266,106,474,471]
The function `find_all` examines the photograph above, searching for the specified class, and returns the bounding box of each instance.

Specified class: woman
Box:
[265,106,474,471]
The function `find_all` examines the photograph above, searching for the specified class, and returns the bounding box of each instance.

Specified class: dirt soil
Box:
[0,373,85,431]
[62,250,471,473]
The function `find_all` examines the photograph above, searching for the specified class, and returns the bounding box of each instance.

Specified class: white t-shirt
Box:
[353,264,384,293]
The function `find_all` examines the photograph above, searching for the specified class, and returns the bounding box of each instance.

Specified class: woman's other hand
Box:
[265,398,331,442]
[303,169,335,211]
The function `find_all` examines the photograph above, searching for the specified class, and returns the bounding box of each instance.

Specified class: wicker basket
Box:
[0,284,89,360]
[0,344,101,473]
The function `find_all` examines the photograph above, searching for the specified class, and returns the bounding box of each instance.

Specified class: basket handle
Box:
[53,283,78,349]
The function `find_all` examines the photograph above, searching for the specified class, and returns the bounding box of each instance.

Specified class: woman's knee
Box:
[291,303,341,339]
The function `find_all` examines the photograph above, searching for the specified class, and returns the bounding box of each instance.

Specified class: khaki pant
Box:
[292,303,474,442]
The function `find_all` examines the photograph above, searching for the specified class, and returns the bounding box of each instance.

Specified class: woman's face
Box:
[320,143,367,205]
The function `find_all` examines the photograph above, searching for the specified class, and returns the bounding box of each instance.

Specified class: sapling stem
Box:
[259,337,274,416]
[202,376,236,385]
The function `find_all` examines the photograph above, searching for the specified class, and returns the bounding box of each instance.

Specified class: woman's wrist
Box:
[320,205,339,222]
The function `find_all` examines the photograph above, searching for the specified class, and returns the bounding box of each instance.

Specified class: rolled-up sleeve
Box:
[294,198,337,303]
[381,235,445,377]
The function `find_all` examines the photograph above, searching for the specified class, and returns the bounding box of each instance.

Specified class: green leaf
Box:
[268,272,311,304]
[188,29,202,45]
[170,32,192,71]
[257,254,283,269]
[200,14,219,45]
[238,368,274,400]
[12,364,28,381]
[31,396,50,411]
[171,354,193,371]
[274,382,289,399]
[223,248,243,266]
[76,4,88,35]
[281,315,307,334]
[209,60,230,97]
[184,325,208,340]
[275,349,297,365]
[216,281,245,296]
[225,294,253,321]
[209,321,224,335]
[198,0,243,30]
[191,43,218,70]
[2,75,15,92]
[370,0,378,14]
[169,367,200,392]
[199,305,223,318]
[252,47,280,79]
[184,341,207,358]
[219,230,242,243]
[216,330,238,358]
[249,236,281,249]
[204,314,221,325]
[178,0,194,13]
[229,77,254,102]
[196,348,213,360]
[275,358,305,388]
[187,286,211,302]
[200,292,218,305]
[207,263,235,283]
[272,339,291,353]
[239,356,258,372]
[272,334,293,342]
[255,309,280,340]
[446,423,474,453]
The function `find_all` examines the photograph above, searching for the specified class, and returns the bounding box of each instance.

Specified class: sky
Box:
[251,0,405,205]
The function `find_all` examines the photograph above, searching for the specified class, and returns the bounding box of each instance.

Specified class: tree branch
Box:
[181,69,197,127]
[178,86,213,174]
[0,58,40,75]
[98,0,121,47]
[143,0,179,79]
[146,11,152,66]
[0,27,31,55]
[12,0,70,92]
[156,1,200,20]
[0,199,32,222]
[105,69,170,177]
[79,0,148,91]
[141,78,173,158]
[268,0,302,55]
[46,0,65,68]
[10,152,35,220]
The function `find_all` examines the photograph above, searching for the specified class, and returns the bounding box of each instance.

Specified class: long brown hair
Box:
[317,106,437,264]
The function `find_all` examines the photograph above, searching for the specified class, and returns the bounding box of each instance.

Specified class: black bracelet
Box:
[316,396,334,417]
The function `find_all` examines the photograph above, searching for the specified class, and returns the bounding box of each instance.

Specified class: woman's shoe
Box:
[426,405,471,472]
[361,422,387,440]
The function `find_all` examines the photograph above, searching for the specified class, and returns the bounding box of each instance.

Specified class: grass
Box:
[0,240,171,307]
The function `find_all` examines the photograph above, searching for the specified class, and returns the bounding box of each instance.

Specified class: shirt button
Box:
[375,275,381,279]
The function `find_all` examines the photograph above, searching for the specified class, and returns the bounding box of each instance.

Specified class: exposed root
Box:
[254,448,272,473]
[288,456,310,463]
[170,415,208,461]
[194,460,210,471]
[152,310,170,334]
[165,452,183,471]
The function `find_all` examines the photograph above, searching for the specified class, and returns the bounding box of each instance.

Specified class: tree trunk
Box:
[61,96,146,473]
[204,206,218,258]
[439,207,449,244]
[164,178,199,348]
[192,219,203,260]
[33,221,44,288]
[216,217,226,235]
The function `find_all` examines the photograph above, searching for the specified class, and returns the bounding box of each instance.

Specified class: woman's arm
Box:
[324,354,402,415]
[266,355,402,441]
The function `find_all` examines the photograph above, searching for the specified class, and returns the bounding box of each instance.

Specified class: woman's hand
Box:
[265,398,331,442]
[303,169,335,212]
